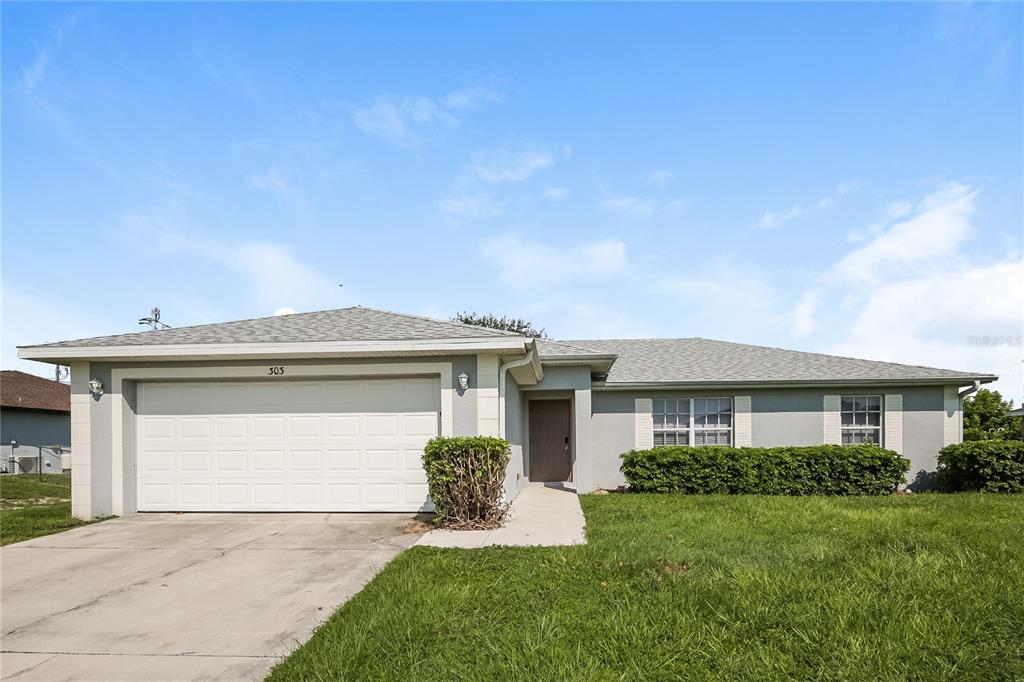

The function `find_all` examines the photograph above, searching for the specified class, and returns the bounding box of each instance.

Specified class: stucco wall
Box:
[0,408,70,447]
[503,374,526,500]
[592,385,954,490]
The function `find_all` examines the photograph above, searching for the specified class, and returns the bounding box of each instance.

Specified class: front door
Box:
[529,400,572,482]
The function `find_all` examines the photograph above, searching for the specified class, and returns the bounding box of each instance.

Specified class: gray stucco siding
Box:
[591,385,954,490]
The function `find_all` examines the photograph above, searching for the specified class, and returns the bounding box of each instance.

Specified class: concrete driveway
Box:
[1,513,421,681]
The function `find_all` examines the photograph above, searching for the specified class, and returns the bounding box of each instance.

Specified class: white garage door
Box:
[136,377,439,512]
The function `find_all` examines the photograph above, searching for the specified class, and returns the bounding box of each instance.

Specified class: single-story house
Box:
[17,307,996,519]
[1,370,71,448]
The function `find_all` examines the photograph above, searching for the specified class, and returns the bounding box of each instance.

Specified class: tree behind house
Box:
[963,389,1021,441]
[451,312,549,338]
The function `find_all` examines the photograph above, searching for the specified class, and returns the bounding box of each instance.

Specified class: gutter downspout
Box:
[959,379,983,399]
[498,343,540,438]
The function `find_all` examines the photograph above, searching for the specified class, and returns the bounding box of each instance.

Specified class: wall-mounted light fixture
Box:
[88,378,104,397]
[458,371,469,391]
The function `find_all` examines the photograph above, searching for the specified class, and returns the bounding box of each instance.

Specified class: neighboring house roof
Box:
[1008,407,1024,417]
[0,370,70,412]
[20,307,524,349]
[554,338,996,386]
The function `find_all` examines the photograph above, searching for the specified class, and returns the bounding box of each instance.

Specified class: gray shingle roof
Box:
[553,338,995,384]
[21,307,524,349]
[536,339,613,357]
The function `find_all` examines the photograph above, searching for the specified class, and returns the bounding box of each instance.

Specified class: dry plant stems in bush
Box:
[422,436,511,529]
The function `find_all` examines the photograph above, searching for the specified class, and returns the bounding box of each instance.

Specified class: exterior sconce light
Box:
[88,378,104,397]
[458,371,469,391]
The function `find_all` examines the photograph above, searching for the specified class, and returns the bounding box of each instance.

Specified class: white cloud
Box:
[480,233,629,288]
[443,86,504,111]
[273,307,298,316]
[791,291,819,336]
[248,165,293,195]
[435,193,505,220]
[648,170,674,186]
[829,182,976,284]
[471,145,555,183]
[789,181,1022,400]
[599,196,686,218]
[755,180,858,229]
[846,200,913,242]
[115,210,332,310]
[544,187,570,200]
[21,11,82,93]
[351,86,502,147]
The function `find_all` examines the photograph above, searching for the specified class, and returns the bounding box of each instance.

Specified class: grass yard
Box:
[269,494,1023,681]
[0,474,99,545]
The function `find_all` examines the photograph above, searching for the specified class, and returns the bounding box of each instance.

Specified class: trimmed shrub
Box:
[422,436,511,528]
[621,444,909,496]
[937,440,1024,493]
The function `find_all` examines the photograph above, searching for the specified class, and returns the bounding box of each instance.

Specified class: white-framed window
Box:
[653,398,690,446]
[841,395,882,444]
[653,397,733,446]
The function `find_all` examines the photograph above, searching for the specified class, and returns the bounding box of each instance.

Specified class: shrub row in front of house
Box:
[620,444,909,495]
[937,440,1024,493]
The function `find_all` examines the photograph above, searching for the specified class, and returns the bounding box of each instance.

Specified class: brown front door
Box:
[529,400,572,482]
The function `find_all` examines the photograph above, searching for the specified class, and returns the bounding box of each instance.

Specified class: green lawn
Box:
[0,474,100,545]
[268,494,1024,681]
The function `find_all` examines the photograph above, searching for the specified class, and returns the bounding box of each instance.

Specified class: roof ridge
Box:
[543,339,614,354]
[355,306,525,337]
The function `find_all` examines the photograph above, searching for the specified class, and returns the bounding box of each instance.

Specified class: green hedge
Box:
[422,436,511,528]
[937,440,1024,493]
[620,445,909,495]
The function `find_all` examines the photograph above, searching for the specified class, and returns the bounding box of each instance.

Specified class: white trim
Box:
[884,394,903,454]
[477,354,500,437]
[110,362,453,516]
[634,398,653,449]
[20,337,528,361]
[734,395,752,447]
[69,362,92,519]
[823,395,841,444]
[943,386,961,447]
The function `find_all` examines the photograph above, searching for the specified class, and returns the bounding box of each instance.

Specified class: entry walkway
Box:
[416,483,587,548]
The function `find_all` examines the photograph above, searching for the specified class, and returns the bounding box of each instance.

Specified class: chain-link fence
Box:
[0,444,69,475]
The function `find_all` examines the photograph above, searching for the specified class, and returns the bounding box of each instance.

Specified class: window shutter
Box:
[635,398,653,450]
[884,394,903,454]
[823,395,841,444]
[734,395,752,447]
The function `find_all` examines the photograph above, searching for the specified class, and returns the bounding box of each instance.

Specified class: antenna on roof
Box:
[138,307,172,331]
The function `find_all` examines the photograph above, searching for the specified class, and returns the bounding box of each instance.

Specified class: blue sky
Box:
[3,2,1022,400]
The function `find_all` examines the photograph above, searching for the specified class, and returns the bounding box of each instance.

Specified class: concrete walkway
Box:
[1,512,421,681]
[416,483,587,548]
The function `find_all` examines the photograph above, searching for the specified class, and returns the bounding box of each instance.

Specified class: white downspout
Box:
[498,346,539,438]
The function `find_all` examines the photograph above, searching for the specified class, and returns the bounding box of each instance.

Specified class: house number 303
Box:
[267,366,285,376]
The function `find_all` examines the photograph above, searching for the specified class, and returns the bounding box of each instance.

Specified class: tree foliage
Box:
[963,389,1021,441]
[451,311,549,338]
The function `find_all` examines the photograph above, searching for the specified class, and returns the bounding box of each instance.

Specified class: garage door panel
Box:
[137,378,439,511]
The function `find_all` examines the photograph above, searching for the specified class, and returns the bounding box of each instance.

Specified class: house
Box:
[17,307,996,519]
[1,370,71,448]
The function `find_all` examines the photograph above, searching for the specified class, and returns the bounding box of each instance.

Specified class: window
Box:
[841,395,882,444]
[653,399,689,446]
[694,398,732,445]
[653,398,732,446]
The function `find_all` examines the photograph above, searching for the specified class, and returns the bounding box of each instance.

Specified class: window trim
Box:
[653,396,733,447]
[840,394,883,445]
